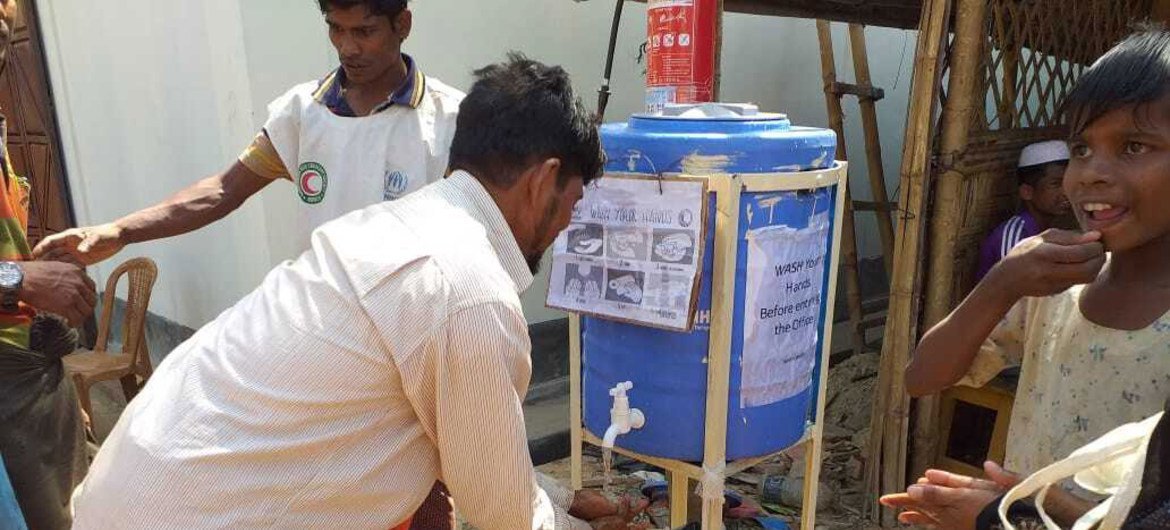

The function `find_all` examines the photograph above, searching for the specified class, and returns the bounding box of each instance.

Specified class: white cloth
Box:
[263,75,463,256]
[71,172,587,530]
[999,412,1164,530]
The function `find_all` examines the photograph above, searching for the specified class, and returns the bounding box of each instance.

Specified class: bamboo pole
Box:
[912,0,990,482]
[816,20,865,358]
[847,24,896,279]
[864,0,953,524]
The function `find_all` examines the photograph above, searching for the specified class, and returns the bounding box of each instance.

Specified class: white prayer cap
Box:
[1019,140,1070,168]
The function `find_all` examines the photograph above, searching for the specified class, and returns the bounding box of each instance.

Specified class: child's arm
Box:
[905,230,1105,397]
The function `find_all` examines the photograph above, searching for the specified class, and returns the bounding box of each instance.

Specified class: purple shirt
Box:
[976,211,1042,281]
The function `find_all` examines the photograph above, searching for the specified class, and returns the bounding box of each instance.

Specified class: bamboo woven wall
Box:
[926,0,1152,319]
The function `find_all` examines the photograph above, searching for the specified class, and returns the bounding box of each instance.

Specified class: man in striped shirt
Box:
[975,140,1073,281]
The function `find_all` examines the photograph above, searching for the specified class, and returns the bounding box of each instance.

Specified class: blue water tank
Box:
[582,103,838,461]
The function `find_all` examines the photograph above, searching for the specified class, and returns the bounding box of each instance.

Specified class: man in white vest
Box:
[34,0,461,264]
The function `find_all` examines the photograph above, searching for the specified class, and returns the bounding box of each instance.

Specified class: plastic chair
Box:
[63,257,158,421]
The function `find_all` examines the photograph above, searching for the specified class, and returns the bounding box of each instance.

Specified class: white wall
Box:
[37,0,273,328]
[37,0,914,330]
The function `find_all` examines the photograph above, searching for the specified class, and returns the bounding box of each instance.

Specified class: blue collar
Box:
[313,54,425,117]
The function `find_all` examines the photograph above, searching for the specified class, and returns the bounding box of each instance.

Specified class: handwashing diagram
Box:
[563,264,603,302]
[605,269,645,305]
[546,175,708,331]
[607,228,649,261]
[651,229,695,265]
[566,223,605,257]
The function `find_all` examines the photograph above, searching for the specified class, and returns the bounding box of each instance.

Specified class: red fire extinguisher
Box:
[645,0,718,111]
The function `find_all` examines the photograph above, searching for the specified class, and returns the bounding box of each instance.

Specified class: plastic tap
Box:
[602,381,645,448]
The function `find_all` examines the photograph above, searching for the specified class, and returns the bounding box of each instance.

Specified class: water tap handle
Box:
[609,381,634,397]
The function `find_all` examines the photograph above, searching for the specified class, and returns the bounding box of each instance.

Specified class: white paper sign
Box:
[741,217,830,408]
[546,175,706,331]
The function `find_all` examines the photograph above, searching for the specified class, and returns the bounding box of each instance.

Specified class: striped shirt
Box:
[72,171,587,530]
[976,211,1042,282]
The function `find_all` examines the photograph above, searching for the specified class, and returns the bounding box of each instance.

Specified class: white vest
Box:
[263,75,463,259]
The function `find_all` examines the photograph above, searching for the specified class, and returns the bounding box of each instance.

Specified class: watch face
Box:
[0,263,20,288]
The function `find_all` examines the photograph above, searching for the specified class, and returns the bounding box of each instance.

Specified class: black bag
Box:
[0,315,88,530]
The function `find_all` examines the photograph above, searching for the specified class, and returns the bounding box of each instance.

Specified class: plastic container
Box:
[582,103,838,461]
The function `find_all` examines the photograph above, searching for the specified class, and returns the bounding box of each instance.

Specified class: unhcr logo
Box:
[384,170,410,200]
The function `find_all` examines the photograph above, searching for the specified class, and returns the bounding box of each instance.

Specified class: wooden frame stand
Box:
[569,163,848,530]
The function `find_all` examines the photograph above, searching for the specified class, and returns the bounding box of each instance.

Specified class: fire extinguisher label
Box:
[646,0,716,110]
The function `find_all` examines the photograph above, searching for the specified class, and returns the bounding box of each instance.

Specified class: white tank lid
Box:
[645,102,787,121]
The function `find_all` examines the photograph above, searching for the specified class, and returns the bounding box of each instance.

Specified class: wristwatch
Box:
[0,261,23,313]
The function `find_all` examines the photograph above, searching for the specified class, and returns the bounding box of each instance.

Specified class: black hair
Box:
[1064,24,1170,136]
[448,52,604,189]
[316,0,408,19]
[1017,161,1066,188]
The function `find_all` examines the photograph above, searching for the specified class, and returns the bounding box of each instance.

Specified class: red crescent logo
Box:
[301,171,321,195]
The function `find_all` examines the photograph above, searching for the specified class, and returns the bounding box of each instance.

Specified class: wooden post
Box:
[800,166,849,530]
[847,23,896,279]
[864,0,954,525]
[913,0,990,481]
[700,175,738,530]
[816,20,865,357]
[669,473,690,528]
[570,315,584,491]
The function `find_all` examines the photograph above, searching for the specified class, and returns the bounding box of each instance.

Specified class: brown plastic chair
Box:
[64,257,158,421]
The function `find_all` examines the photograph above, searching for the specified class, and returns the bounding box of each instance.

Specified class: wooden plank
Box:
[670,472,690,528]
[701,175,739,530]
[800,162,849,530]
[864,0,953,525]
[740,170,838,192]
[816,20,866,359]
[569,315,584,490]
[583,430,707,480]
[914,0,989,482]
[848,23,897,279]
[853,200,897,212]
[831,81,885,101]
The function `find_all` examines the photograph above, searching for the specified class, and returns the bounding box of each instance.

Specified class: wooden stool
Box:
[935,378,1016,477]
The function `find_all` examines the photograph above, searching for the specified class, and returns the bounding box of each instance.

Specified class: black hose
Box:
[597,0,626,121]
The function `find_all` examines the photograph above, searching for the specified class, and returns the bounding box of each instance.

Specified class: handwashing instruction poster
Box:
[741,213,829,408]
[546,174,707,331]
